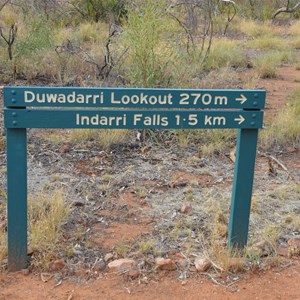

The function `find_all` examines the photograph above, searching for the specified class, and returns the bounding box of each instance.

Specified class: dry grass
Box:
[74,22,108,44]
[236,19,273,38]
[0,194,6,264]
[247,36,288,51]
[289,21,300,35]
[204,39,247,70]
[28,189,70,269]
[261,89,300,149]
[253,51,294,78]
[69,129,129,148]
[289,37,300,50]
[0,226,6,264]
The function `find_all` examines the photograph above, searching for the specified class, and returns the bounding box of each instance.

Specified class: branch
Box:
[167,11,194,54]
[272,1,300,19]
[0,0,11,12]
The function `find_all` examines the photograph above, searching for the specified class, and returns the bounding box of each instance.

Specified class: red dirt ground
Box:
[0,260,299,300]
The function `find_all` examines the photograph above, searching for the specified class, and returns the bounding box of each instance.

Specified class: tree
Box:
[0,0,11,12]
[272,0,300,19]
[0,23,17,61]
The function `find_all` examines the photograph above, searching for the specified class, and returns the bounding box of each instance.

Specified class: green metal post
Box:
[6,128,27,271]
[228,128,259,249]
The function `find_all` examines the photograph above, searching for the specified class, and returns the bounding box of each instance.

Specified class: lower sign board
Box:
[4,109,263,129]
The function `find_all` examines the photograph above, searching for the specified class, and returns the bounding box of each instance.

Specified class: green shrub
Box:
[254,51,294,78]
[122,0,178,87]
[15,17,52,58]
[204,39,246,70]
[68,0,127,23]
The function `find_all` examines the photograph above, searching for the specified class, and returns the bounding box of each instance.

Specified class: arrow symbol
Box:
[235,94,247,104]
[234,115,245,125]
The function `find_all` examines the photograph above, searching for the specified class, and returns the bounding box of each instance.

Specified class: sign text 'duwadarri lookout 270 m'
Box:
[3,86,266,271]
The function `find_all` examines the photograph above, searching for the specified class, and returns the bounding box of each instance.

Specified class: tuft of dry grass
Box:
[247,36,288,51]
[69,129,128,148]
[289,21,300,36]
[261,89,300,149]
[253,51,294,78]
[204,39,247,70]
[236,19,273,38]
[289,37,300,50]
[0,226,6,264]
[0,194,6,264]
[28,189,70,269]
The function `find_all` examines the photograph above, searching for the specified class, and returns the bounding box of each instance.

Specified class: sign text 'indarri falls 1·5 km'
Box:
[3,86,266,271]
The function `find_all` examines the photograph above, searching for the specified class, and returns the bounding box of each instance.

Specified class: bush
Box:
[15,17,52,58]
[121,0,179,87]
[68,0,127,23]
[253,51,294,78]
[204,39,247,70]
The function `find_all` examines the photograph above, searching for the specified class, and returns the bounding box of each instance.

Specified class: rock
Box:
[277,245,289,257]
[127,267,139,280]
[288,238,300,255]
[194,258,211,272]
[27,247,34,256]
[0,221,6,231]
[59,145,70,153]
[251,240,272,256]
[155,257,177,271]
[177,259,187,269]
[94,261,106,272]
[108,259,136,272]
[72,199,86,207]
[66,267,76,276]
[21,268,30,276]
[227,257,248,270]
[180,202,192,214]
[52,259,65,271]
[171,179,188,188]
[286,147,297,153]
[104,253,114,262]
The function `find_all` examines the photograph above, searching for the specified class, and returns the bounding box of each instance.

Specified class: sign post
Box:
[6,128,27,271]
[3,86,266,271]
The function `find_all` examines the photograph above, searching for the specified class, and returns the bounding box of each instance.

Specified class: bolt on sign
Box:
[3,86,266,271]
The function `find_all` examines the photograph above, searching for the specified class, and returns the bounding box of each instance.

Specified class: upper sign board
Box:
[4,87,266,109]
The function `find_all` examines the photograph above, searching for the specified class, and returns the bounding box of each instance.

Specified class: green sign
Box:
[4,87,266,109]
[5,109,263,129]
[3,86,266,271]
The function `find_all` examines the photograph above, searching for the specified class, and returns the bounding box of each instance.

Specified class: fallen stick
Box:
[258,151,298,183]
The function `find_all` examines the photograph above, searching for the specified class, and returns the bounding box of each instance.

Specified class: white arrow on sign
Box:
[235,94,247,104]
[234,115,245,125]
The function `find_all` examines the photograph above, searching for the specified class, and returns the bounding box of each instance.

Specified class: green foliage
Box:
[15,17,52,59]
[70,0,127,23]
[204,39,247,70]
[236,0,278,20]
[122,0,179,87]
